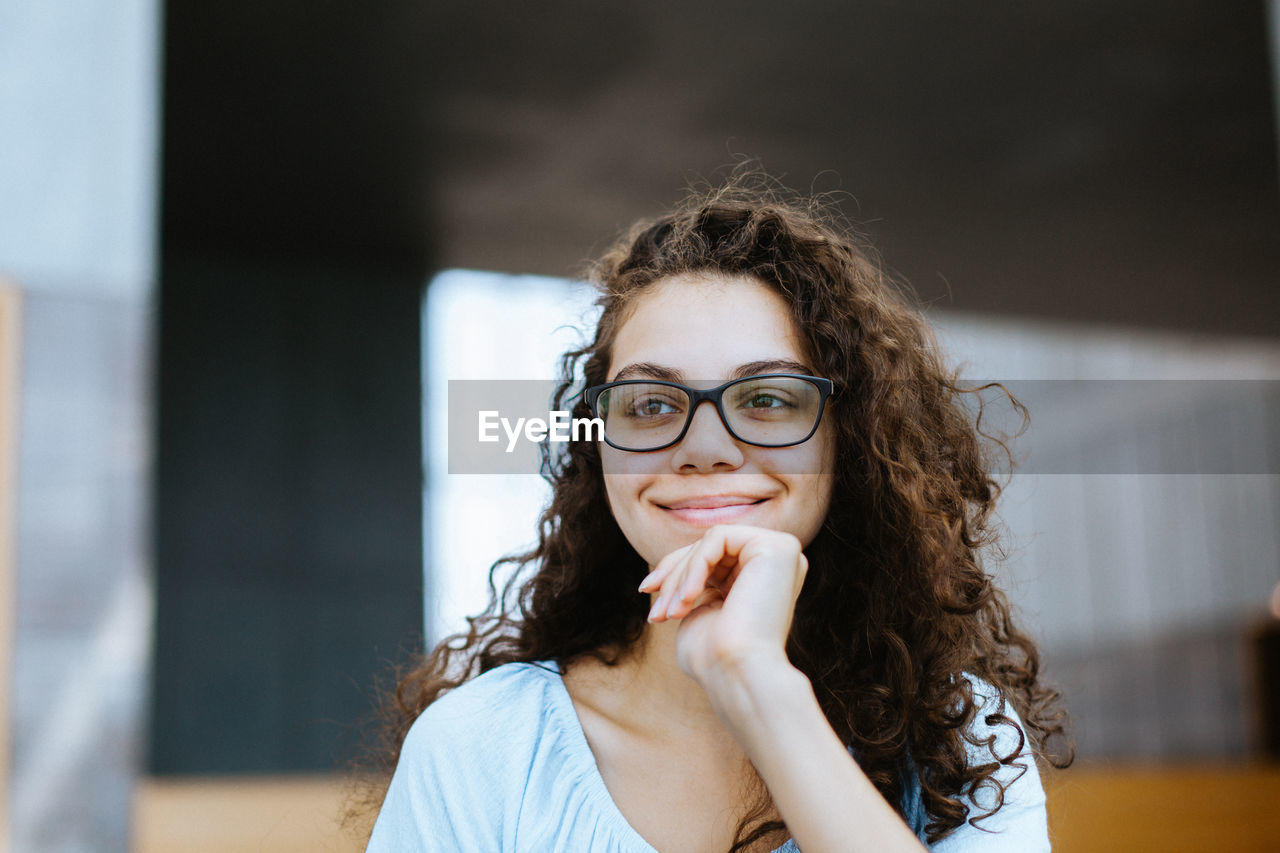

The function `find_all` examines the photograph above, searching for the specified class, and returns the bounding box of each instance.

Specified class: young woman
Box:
[363,176,1071,852]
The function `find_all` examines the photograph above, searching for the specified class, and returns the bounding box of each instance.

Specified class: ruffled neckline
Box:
[526,660,798,853]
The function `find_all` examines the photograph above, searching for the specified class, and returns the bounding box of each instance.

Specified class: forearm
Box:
[700,654,928,853]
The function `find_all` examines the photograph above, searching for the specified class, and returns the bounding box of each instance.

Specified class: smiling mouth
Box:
[656,497,768,526]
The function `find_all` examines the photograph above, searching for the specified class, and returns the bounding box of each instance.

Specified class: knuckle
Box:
[761,529,801,553]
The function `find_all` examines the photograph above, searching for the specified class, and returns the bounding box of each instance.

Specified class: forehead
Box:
[607,273,808,380]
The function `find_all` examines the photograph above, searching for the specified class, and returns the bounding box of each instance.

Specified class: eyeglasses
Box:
[583,373,834,452]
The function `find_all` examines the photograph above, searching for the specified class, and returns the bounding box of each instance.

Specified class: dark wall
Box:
[428,0,1280,337]
[150,0,1279,773]
[161,2,1280,340]
[152,3,430,773]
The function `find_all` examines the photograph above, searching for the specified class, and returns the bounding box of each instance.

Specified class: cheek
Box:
[815,473,836,518]
[800,428,837,536]
[600,472,666,567]
[600,442,657,476]
[794,474,835,541]
[599,449,646,520]
[600,445,667,516]
[602,474,633,519]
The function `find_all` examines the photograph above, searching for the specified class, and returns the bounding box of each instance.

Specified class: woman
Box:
[363,174,1071,852]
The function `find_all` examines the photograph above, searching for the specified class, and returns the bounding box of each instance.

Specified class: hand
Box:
[637,524,808,684]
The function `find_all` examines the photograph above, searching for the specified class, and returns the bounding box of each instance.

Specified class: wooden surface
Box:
[1047,762,1280,853]
[131,775,368,853]
[0,281,22,853]
[132,762,1280,852]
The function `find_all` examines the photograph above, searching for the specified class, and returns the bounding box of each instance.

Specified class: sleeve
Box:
[364,690,511,852]
[928,680,1051,853]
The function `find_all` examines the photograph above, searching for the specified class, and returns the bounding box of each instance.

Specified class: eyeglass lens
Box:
[596,376,822,450]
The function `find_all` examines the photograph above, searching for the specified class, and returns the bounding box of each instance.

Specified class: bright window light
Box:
[422,269,599,646]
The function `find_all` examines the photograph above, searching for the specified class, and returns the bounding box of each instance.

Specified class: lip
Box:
[657,494,771,509]
[655,495,769,526]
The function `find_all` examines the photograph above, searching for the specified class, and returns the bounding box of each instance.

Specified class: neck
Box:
[611,617,731,740]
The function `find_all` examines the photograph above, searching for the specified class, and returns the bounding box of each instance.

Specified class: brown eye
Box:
[629,395,680,417]
[744,393,788,409]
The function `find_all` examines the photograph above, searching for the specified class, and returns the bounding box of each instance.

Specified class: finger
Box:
[650,548,694,621]
[675,526,808,632]
[665,549,703,617]
[675,539,730,609]
[676,526,746,607]
[683,584,726,621]
[655,537,706,617]
[638,559,674,592]
[703,549,739,591]
[706,525,803,582]
[659,548,698,619]
[668,534,732,618]
[640,542,693,598]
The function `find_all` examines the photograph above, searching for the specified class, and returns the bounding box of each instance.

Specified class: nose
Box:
[669,399,744,472]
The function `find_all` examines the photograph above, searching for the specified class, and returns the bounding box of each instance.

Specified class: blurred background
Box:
[2,0,1279,851]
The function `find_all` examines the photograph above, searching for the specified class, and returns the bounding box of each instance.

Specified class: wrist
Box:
[698,650,809,726]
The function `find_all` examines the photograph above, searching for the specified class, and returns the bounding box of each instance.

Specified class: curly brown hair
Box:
[360,170,1072,849]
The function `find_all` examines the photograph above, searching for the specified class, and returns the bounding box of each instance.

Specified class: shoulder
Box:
[399,660,564,766]
[925,674,1050,853]
[958,674,1032,765]
[367,661,566,851]
[408,661,561,729]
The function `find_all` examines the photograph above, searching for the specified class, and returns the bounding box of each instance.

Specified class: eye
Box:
[743,392,790,409]
[628,395,681,417]
[602,384,687,421]
[730,384,798,411]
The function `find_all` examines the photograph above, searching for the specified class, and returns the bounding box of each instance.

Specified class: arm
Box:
[642,525,928,853]
[704,658,1052,853]
[700,651,929,853]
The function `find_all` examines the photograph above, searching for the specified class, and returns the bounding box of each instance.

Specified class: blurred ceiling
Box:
[164,0,1280,335]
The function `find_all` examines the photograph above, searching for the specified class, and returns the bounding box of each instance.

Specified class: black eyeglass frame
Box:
[583,373,835,452]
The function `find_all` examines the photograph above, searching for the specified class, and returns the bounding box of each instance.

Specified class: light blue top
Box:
[367,660,1050,852]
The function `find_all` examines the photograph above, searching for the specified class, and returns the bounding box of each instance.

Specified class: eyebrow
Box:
[609,359,815,383]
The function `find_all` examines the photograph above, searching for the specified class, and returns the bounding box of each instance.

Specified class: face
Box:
[600,273,837,567]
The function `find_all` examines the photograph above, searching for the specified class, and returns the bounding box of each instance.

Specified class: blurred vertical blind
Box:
[934,314,1280,758]
[0,282,21,853]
